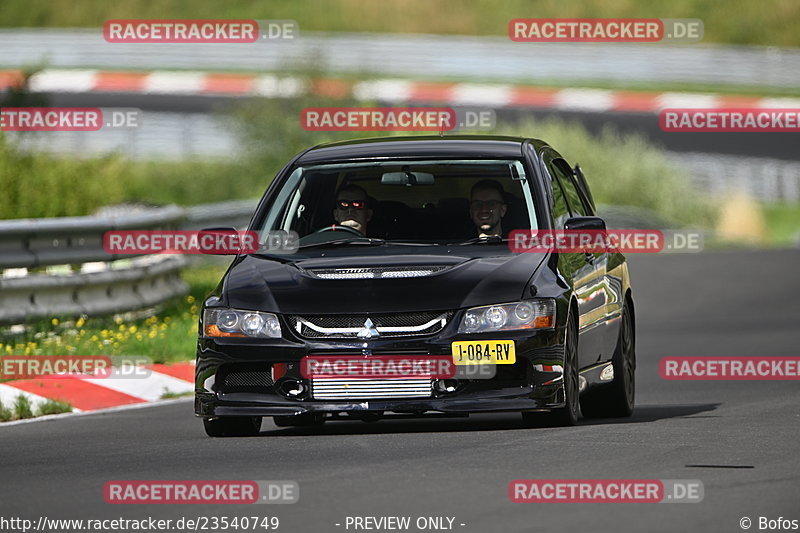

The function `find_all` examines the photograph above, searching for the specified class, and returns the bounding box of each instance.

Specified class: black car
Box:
[195,135,635,436]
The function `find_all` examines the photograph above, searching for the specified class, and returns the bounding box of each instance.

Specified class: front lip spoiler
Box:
[196,386,563,417]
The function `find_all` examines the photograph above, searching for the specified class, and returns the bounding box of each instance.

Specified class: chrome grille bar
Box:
[311,378,433,399]
[295,313,448,336]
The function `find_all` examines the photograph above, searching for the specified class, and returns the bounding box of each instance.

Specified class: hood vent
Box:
[307,265,448,280]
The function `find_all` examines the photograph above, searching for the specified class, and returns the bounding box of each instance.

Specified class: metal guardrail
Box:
[0,205,185,269]
[0,255,188,324]
[1,29,799,88]
[0,199,258,324]
[666,152,800,204]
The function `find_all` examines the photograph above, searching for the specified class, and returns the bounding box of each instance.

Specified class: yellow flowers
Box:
[1,300,200,360]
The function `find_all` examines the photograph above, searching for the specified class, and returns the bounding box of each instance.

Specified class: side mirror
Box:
[564,216,606,231]
[198,226,254,255]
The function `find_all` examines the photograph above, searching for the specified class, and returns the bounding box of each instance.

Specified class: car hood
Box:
[221,250,548,314]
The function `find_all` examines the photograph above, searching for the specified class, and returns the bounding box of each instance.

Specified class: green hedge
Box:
[1,97,714,227]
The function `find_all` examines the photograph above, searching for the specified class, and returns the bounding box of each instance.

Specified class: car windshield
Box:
[254,159,537,251]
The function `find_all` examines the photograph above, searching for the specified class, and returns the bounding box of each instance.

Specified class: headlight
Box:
[458,299,556,333]
[203,308,282,338]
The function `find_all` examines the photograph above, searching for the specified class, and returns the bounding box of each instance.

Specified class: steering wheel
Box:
[314,224,364,237]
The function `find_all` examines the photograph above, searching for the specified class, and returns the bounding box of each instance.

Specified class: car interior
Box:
[285,163,533,242]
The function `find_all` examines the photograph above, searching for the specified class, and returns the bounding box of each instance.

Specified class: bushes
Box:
[493,119,717,227]
[0,135,126,219]
[1,98,714,227]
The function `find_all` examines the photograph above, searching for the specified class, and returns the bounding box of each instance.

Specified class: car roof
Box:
[295,135,549,165]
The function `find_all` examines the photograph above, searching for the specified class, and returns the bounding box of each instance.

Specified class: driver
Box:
[332,184,373,236]
[469,179,508,237]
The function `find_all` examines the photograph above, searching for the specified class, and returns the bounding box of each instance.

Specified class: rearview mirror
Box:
[381,171,434,185]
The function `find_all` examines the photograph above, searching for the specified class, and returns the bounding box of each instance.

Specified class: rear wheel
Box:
[522,313,579,427]
[580,302,635,418]
[203,416,262,437]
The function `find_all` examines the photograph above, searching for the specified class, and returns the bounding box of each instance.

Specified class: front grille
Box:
[288,311,452,339]
[307,265,448,279]
[311,378,433,399]
[218,365,275,392]
[224,371,274,388]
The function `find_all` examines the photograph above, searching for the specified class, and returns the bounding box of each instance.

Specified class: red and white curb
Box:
[2,68,798,113]
[0,362,194,416]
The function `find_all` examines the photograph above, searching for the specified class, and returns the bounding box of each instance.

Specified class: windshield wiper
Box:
[456,235,509,245]
[297,237,388,250]
[249,252,295,263]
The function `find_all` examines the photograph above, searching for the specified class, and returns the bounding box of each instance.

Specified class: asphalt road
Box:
[1,250,799,532]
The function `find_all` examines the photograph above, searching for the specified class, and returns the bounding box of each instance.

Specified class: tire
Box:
[522,312,580,427]
[580,302,635,418]
[273,413,325,427]
[203,416,262,437]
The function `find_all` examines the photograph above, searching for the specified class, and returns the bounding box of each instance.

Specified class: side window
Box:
[549,159,590,217]
[547,162,571,229]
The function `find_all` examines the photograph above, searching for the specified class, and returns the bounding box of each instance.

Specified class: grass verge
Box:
[0,0,797,47]
[0,396,73,421]
[762,204,800,246]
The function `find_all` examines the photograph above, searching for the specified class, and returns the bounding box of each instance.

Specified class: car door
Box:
[544,153,610,369]
[557,159,626,362]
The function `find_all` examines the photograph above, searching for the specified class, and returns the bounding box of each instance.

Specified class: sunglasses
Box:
[470,199,505,210]
[336,200,367,210]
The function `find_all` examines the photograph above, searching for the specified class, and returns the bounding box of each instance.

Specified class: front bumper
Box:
[195,323,567,418]
[196,385,562,417]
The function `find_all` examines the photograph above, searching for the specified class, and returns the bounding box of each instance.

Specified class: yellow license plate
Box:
[451,340,516,365]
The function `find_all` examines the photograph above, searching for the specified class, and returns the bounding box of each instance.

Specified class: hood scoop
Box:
[306,265,449,280]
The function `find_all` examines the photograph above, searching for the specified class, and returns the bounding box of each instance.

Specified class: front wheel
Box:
[203,416,262,437]
[522,313,580,427]
[580,302,635,418]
